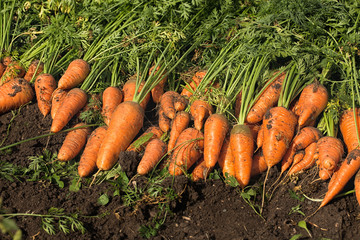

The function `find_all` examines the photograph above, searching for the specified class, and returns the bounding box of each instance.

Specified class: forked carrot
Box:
[190,99,213,131]
[24,60,44,82]
[34,73,57,117]
[168,111,191,151]
[57,59,90,90]
[288,142,317,175]
[126,126,163,152]
[339,109,360,152]
[137,138,167,175]
[51,88,68,119]
[102,86,123,125]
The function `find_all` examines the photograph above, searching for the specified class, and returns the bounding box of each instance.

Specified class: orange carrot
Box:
[122,78,150,110]
[180,70,206,98]
[230,124,254,187]
[0,62,5,77]
[57,123,91,162]
[246,71,286,124]
[168,111,191,151]
[319,149,360,209]
[247,123,261,142]
[174,95,187,112]
[159,91,181,119]
[2,56,12,66]
[97,101,145,170]
[250,149,267,177]
[137,138,167,175]
[217,137,235,179]
[149,65,167,104]
[316,136,344,180]
[78,126,107,177]
[102,86,123,125]
[204,113,229,170]
[0,61,26,85]
[339,109,360,152]
[191,158,212,181]
[293,81,328,129]
[256,124,264,149]
[158,107,171,132]
[126,126,163,152]
[355,170,360,206]
[50,88,88,133]
[24,60,44,82]
[288,142,317,175]
[168,127,204,176]
[0,78,34,114]
[34,73,57,117]
[51,88,68,119]
[57,59,90,90]
[190,99,213,131]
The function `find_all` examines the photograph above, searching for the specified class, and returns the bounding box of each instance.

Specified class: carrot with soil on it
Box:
[127,126,164,152]
[180,70,207,98]
[160,91,182,119]
[34,73,57,117]
[137,138,167,175]
[0,61,26,85]
[250,149,268,177]
[57,59,90,90]
[158,107,171,132]
[51,88,68,119]
[102,86,123,125]
[168,111,191,151]
[24,60,44,82]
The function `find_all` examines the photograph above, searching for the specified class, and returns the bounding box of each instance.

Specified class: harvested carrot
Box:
[34,73,57,117]
[57,123,91,162]
[355,170,360,206]
[174,95,187,112]
[190,99,213,131]
[78,126,107,177]
[102,86,123,125]
[24,60,44,82]
[122,78,150,110]
[158,107,171,132]
[247,123,261,142]
[168,127,204,176]
[319,149,360,209]
[160,91,181,119]
[339,109,360,152]
[288,142,317,175]
[149,65,167,104]
[57,59,90,90]
[217,137,235,179]
[246,71,286,124]
[250,149,267,177]
[51,88,68,119]
[293,81,328,129]
[137,138,167,175]
[168,111,190,151]
[2,56,12,66]
[0,61,26,85]
[0,78,34,114]
[256,124,264,149]
[127,126,163,152]
[192,158,212,181]
[50,88,88,133]
[96,101,145,170]
[181,70,206,98]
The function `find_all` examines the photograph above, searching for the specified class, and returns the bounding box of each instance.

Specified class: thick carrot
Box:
[0,78,34,114]
[51,88,68,119]
[230,124,254,188]
[57,59,90,90]
[0,61,26,85]
[250,149,268,177]
[339,109,360,152]
[355,170,360,206]
[24,60,44,82]
[158,107,171,132]
[126,126,163,152]
[190,99,213,131]
[191,158,211,181]
[122,78,150,110]
[246,71,286,124]
[34,73,57,117]
[262,106,298,168]
[293,81,328,129]
[159,91,181,119]
[149,65,167,104]
[316,136,344,180]
[168,127,204,176]
[0,62,5,77]
[50,88,88,133]
[102,86,123,125]
[319,149,360,209]
[204,113,229,169]
[137,138,167,175]
[217,137,235,179]
[78,126,107,177]
[97,101,145,170]
[168,111,191,151]
[288,142,317,175]
[57,123,91,162]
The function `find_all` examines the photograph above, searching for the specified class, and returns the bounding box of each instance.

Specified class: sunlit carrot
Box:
[190,99,213,130]
[158,107,171,132]
[191,158,212,181]
[122,78,150,110]
[250,149,267,177]
[339,108,360,152]
[51,88,68,119]
[217,137,235,179]
[137,138,167,175]
[355,170,360,206]
[34,73,57,117]
[102,86,123,125]
[24,60,44,82]
[288,142,317,175]
[180,70,207,98]
[159,91,181,119]
[0,61,26,85]
[149,65,167,104]
[127,126,163,152]
[57,59,90,90]
[168,111,191,151]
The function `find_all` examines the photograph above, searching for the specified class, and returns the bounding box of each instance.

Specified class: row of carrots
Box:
[1,56,360,211]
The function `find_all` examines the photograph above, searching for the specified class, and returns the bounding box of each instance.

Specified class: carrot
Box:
[180,70,206,98]
[191,158,211,181]
[288,142,317,175]
[34,73,57,117]
[316,136,344,180]
[51,88,68,119]
[96,101,145,170]
[204,113,229,170]
[50,88,88,133]
[319,149,360,209]
[262,106,298,168]
[174,95,187,112]
[24,60,44,82]
[78,126,107,177]
[250,149,267,177]
[0,78,34,114]
[168,127,204,176]
[57,59,90,90]
[57,123,91,162]
[122,78,150,110]
[339,109,360,152]
[0,61,26,85]
[217,137,235,179]
[149,65,167,104]
[2,56,12,66]
[247,123,261,143]
[168,111,191,151]
[102,86,123,125]
[355,170,360,206]
[158,107,171,132]
[246,71,286,124]
[256,124,264,149]
[126,126,163,152]
[293,81,328,129]
[190,99,213,131]
[0,62,5,77]
[137,138,167,175]
[159,91,181,119]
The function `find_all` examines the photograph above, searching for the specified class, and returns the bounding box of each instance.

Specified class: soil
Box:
[1,102,360,240]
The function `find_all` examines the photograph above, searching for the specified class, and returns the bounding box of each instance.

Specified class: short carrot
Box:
[24,60,44,82]
[159,91,181,119]
[190,99,213,131]
[137,138,167,175]
[174,95,187,112]
[158,107,171,133]
[168,111,191,151]
[34,73,57,117]
[339,108,360,152]
[126,126,163,152]
[51,88,68,119]
[101,86,123,125]
[57,59,90,90]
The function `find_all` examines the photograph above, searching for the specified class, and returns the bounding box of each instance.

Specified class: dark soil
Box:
[1,102,360,240]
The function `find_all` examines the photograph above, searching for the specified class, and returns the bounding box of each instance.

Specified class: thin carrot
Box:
[339,108,360,152]
[288,142,317,175]
[78,126,107,177]
[256,124,264,149]
[355,170,360,206]
[51,88,68,119]
[0,78,34,114]
[137,138,167,175]
[24,60,44,82]
[149,65,167,104]
[102,86,123,125]
[126,126,163,152]
[57,59,90,90]
[250,149,268,177]
[50,88,88,133]
[217,137,235,179]
[158,107,171,132]
[319,149,360,209]
[34,73,57,117]
[0,61,26,85]
[57,123,91,162]
[191,158,212,181]
[168,111,191,151]
[190,99,213,131]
